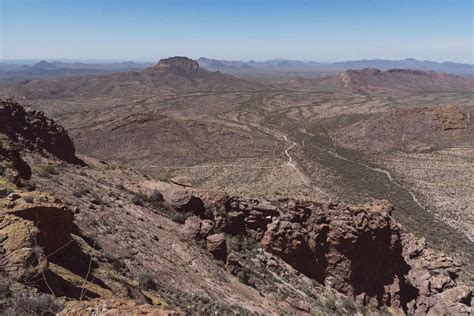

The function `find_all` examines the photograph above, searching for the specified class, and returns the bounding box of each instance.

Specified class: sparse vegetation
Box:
[137,272,159,291]
[5,294,64,315]
[169,211,193,224]
[90,192,105,205]
[131,190,164,209]
[23,195,34,203]
[227,235,258,252]
[115,183,126,191]
[72,188,90,198]
[39,165,58,178]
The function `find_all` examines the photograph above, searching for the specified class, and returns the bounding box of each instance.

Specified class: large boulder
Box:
[206,233,227,261]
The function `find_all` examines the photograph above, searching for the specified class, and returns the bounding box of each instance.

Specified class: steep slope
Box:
[0,99,471,315]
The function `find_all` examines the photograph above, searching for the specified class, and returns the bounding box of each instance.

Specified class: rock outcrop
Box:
[155,56,200,73]
[0,191,92,298]
[0,98,82,164]
[185,193,472,315]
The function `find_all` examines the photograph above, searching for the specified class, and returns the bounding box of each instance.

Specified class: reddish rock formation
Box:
[191,193,472,314]
[206,233,227,261]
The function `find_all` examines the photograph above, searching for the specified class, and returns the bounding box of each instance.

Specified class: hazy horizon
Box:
[1,0,473,63]
[0,56,473,66]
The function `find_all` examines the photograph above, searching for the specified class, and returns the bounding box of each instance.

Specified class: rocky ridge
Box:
[0,98,82,164]
[181,193,472,314]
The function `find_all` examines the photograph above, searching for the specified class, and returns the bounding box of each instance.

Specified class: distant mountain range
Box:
[1,57,472,83]
[1,57,264,99]
[197,57,474,78]
[0,60,153,82]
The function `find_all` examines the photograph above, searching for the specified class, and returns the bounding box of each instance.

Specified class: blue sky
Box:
[1,0,472,62]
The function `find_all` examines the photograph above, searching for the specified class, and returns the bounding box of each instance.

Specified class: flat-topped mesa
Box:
[155,56,200,73]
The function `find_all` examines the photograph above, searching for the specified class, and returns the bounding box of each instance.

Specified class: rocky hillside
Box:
[336,68,474,93]
[334,104,473,152]
[0,99,471,314]
[285,68,474,93]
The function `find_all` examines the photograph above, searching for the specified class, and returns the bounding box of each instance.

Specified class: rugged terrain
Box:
[197,58,474,79]
[0,57,473,314]
[0,99,471,315]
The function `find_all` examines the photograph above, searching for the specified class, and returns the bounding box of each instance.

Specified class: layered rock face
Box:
[156,56,201,73]
[0,192,87,297]
[183,193,472,314]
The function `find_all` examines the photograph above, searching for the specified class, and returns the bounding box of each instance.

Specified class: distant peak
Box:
[33,60,56,68]
[156,56,200,72]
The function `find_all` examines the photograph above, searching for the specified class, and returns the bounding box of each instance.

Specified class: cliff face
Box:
[185,194,471,314]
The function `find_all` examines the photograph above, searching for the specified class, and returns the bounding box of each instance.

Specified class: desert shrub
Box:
[132,190,163,208]
[72,188,90,198]
[39,165,57,178]
[9,294,63,315]
[103,253,129,275]
[147,190,164,207]
[170,211,192,224]
[137,272,158,291]
[0,280,10,299]
[35,194,48,202]
[341,296,356,313]
[115,183,126,191]
[23,195,34,203]
[235,266,258,288]
[90,192,105,205]
[325,297,337,311]
[227,235,258,252]
[132,194,144,206]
